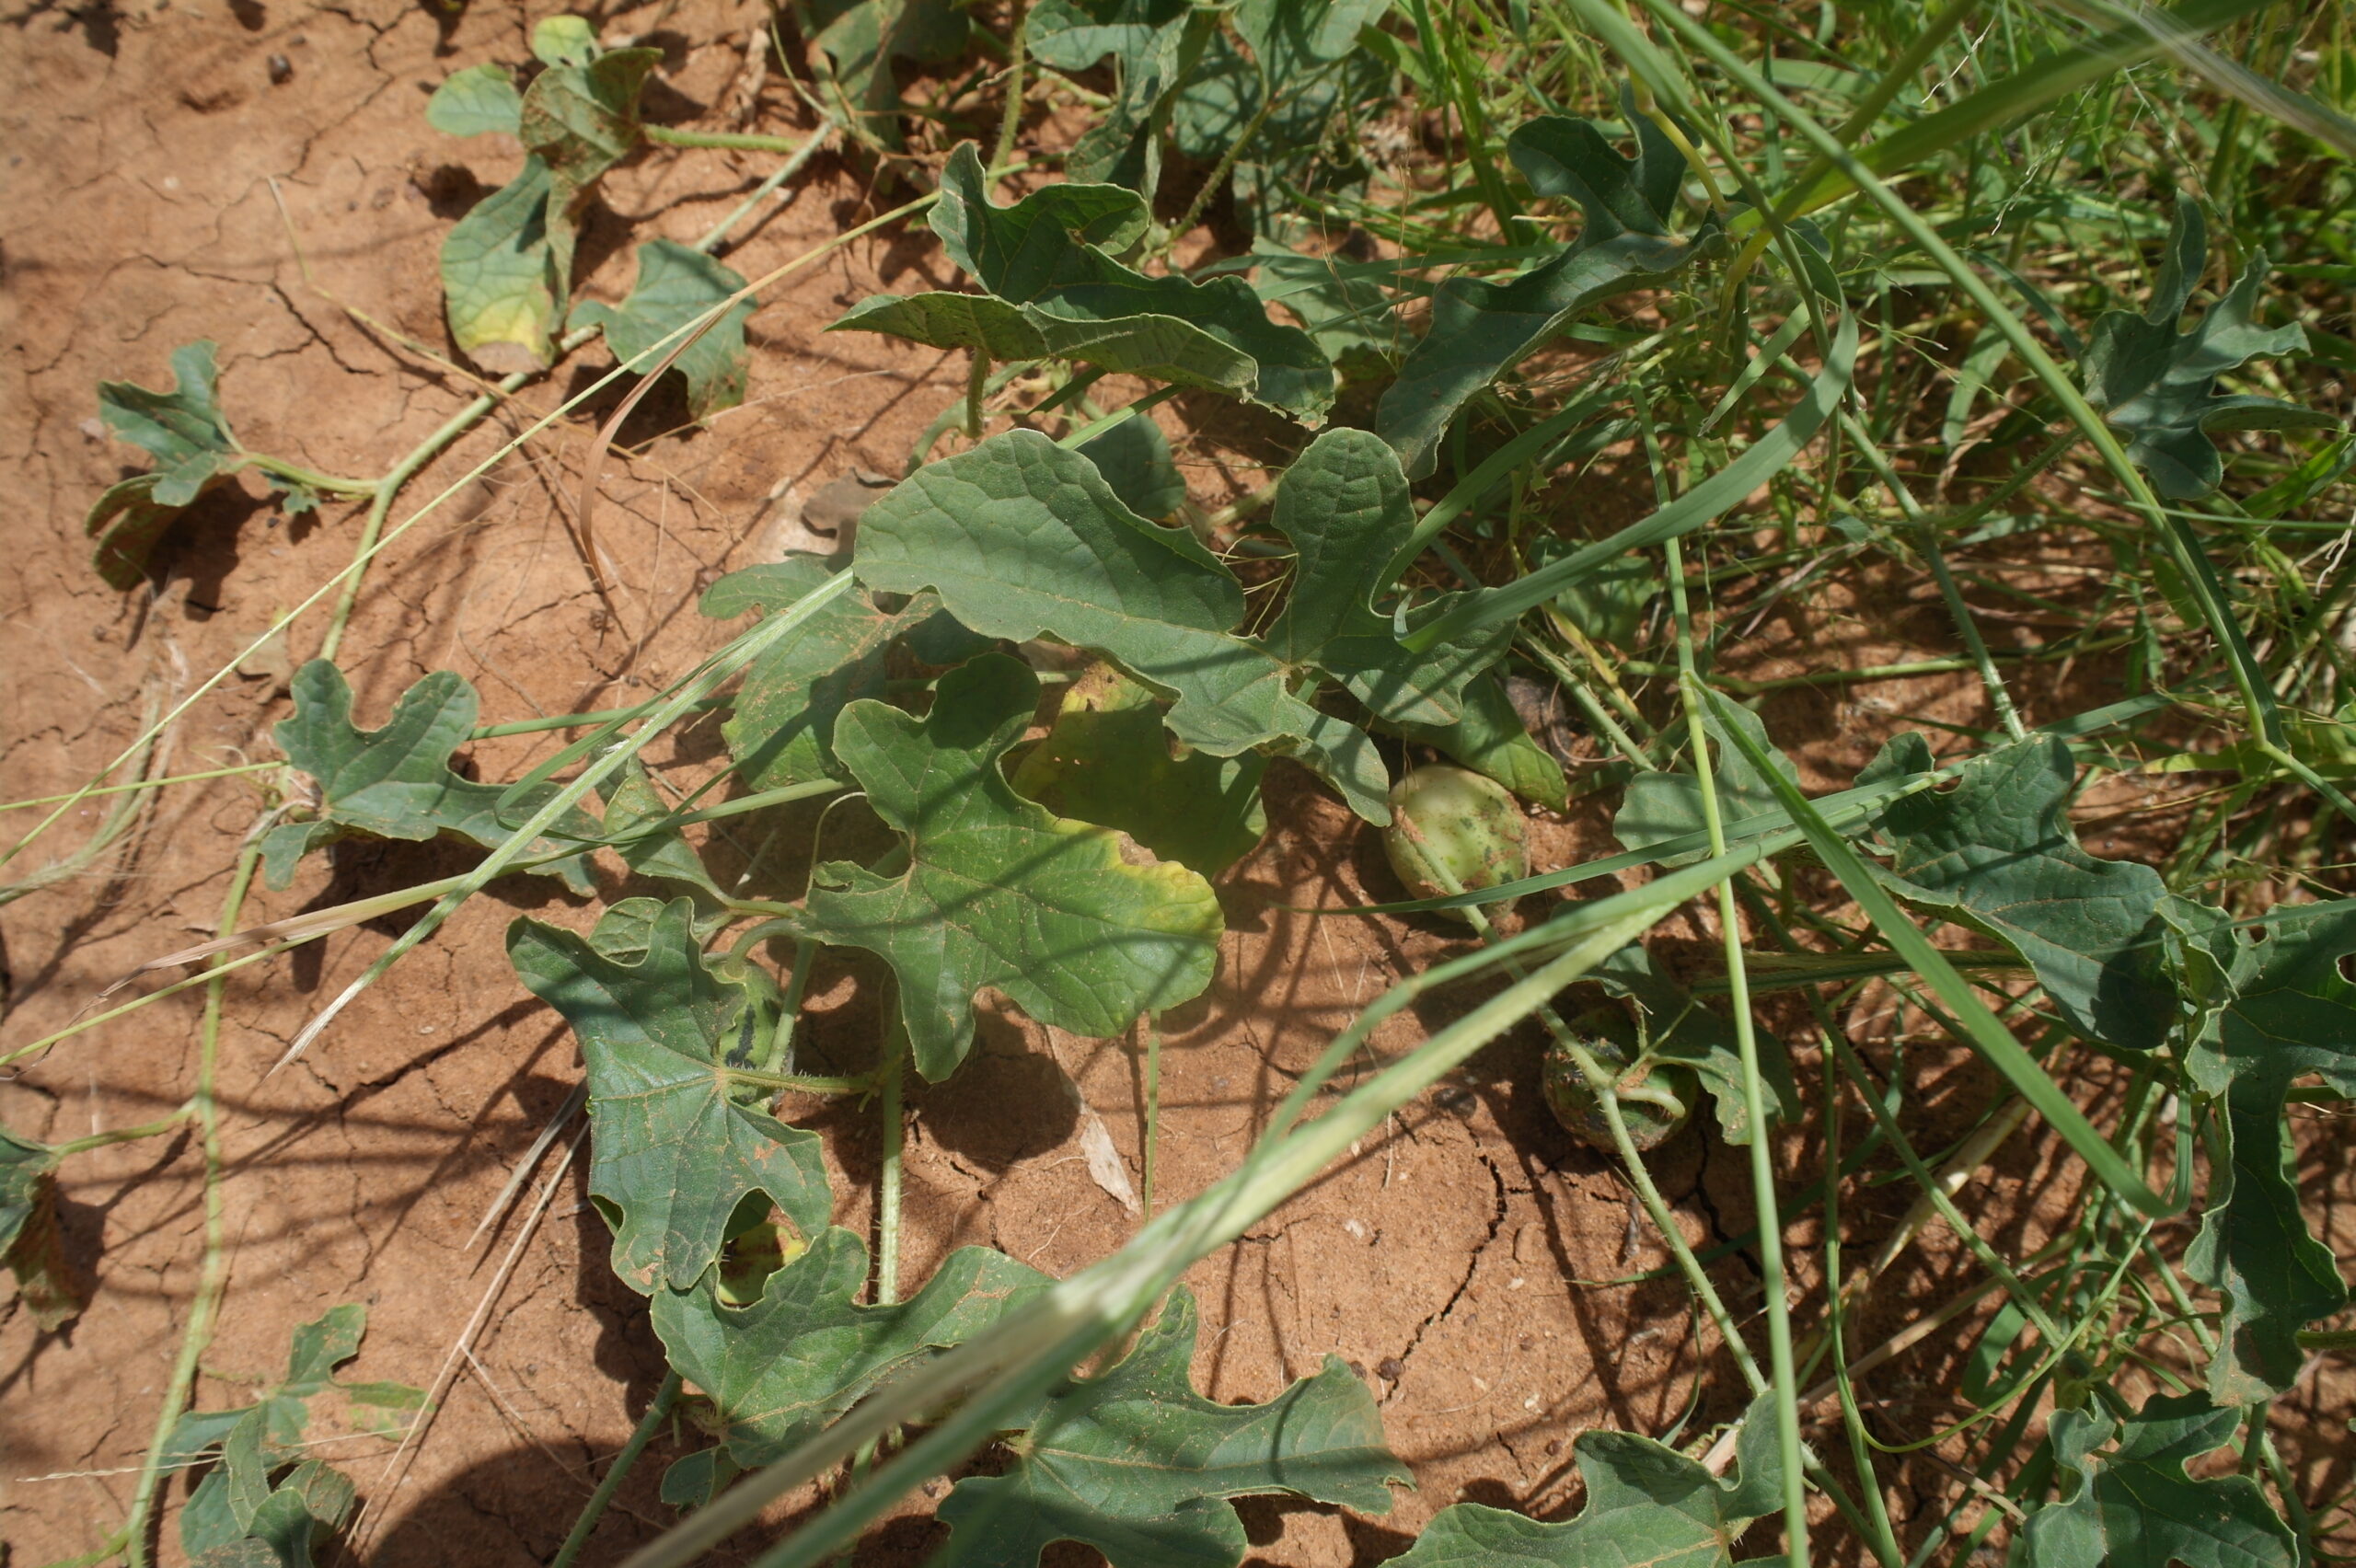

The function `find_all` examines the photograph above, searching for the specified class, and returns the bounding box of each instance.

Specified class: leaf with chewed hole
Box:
[509,898,834,1292]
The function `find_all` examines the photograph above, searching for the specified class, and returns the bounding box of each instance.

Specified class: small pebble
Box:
[268,54,294,84]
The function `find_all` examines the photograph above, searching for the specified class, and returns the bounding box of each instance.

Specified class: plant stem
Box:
[693,127,836,253]
[54,1112,191,1157]
[645,124,816,154]
[0,762,274,815]
[990,0,1027,174]
[1140,1013,1162,1219]
[876,1036,906,1307]
[964,352,990,440]
[240,453,382,498]
[549,1369,683,1568]
[121,831,264,1568]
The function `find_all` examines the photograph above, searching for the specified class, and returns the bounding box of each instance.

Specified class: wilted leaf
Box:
[260,661,602,894]
[704,557,976,792]
[1380,1395,1783,1568]
[936,1288,1405,1568]
[170,1305,390,1567]
[832,145,1334,420]
[804,0,971,151]
[1378,112,1712,478]
[2083,193,2338,500]
[1872,733,2174,1053]
[510,899,833,1291]
[440,156,562,373]
[0,1129,77,1330]
[851,429,1390,819]
[2021,1392,2297,1568]
[572,239,756,418]
[85,341,244,588]
[520,45,662,285]
[1384,672,1566,813]
[426,61,523,137]
[790,654,1223,1079]
[652,1228,1049,1482]
[1012,665,1268,877]
[2166,896,2356,1402]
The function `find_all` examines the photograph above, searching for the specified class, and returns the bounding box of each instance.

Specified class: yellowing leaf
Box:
[791,654,1222,1079]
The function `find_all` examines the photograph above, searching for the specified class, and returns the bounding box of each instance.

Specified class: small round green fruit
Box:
[1542,1009,1699,1152]
[1381,766,1530,922]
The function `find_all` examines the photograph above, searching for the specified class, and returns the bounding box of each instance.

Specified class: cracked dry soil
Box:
[0,4,1745,1561]
[10,3,2353,1566]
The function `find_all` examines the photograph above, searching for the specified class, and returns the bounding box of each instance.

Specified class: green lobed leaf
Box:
[789,654,1223,1078]
[834,145,1334,420]
[426,61,524,137]
[0,1129,76,1330]
[850,428,1390,819]
[1026,0,1201,192]
[2165,896,2356,1402]
[804,0,972,151]
[98,340,239,499]
[440,156,562,373]
[1383,672,1568,813]
[509,898,834,1292]
[2082,193,2338,499]
[1871,733,2174,1053]
[84,340,243,588]
[260,660,602,894]
[1613,702,1802,868]
[2021,1391,2297,1568]
[595,754,725,899]
[1377,112,1711,478]
[935,1288,1406,1568]
[1011,665,1269,877]
[651,1228,1051,1486]
[571,239,756,419]
[1380,1395,1783,1568]
[703,557,979,793]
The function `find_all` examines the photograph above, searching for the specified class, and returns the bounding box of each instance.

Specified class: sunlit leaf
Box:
[651,1228,1050,1491]
[790,654,1223,1079]
[440,156,562,373]
[1011,665,1268,877]
[260,661,602,894]
[509,898,835,1292]
[572,239,756,418]
[935,1288,1405,1568]
[2083,193,2338,499]
[2020,1392,2297,1568]
[426,61,523,137]
[1381,1395,1783,1568]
